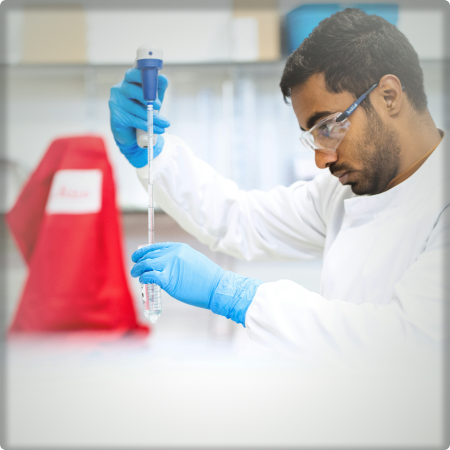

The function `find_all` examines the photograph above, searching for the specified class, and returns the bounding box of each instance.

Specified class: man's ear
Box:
[376,74,404,117]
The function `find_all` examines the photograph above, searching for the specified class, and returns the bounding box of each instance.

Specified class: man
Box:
[109,9,447,356]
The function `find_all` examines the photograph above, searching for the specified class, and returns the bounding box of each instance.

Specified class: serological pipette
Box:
[136,44,163,323]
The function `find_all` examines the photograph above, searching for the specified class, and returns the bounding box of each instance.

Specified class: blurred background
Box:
[1,0,449,448]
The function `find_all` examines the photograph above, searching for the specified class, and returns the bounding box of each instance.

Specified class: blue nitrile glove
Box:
[131,243,264,326]
[109,69,170,168]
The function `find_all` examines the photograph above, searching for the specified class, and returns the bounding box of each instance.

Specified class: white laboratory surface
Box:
[6,332,443,448]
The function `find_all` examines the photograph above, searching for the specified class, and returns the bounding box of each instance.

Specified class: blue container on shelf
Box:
[286,3,398,53]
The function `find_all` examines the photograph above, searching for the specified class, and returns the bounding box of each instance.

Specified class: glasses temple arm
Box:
[335,84,406,123]
[335,83,379,123]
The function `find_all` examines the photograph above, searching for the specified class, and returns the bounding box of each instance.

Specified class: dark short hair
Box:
[280,8,427,112]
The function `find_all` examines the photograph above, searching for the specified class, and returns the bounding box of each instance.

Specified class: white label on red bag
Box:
[46,169,103,214]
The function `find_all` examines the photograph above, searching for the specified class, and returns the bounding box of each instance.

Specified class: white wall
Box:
[85,6,233,64]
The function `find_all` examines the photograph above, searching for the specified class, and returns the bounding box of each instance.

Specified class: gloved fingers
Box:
[131,115,168,134]
[113,128,139,148]
[124,68,142,86]
[153,99,162,111]
[131,257,166,278]
[116,140,139,154]
[132,242,177,263]
[121,80,146,106]
[153,125,166,134]
[154,112,170,129]
[116,100,169,133]
[112,107,148,134]
[139,271,163,287]
[119,96,147,122]
[134,247,177,265]
[134,124,167,134]
[123,71,167,109]
[134,248,172,265]
[121,147,148,168]
[157,74,169,103]
[120,83,163,115]
[131,116,148,133]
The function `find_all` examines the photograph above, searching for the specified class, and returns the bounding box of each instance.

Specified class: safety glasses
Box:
[300,83,378,155]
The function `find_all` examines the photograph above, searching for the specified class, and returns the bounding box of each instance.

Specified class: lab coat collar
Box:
[343,129,447,216]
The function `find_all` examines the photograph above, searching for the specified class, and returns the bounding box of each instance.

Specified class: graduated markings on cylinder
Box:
[146,101,160,314]
[147,101,155,245]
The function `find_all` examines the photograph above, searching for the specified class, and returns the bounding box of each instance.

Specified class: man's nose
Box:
[315,150,338,169]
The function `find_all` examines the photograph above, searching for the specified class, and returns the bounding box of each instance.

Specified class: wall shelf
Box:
[3,59,288,70]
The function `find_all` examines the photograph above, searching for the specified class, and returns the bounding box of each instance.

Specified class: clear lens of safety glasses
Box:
[300,112,351,155]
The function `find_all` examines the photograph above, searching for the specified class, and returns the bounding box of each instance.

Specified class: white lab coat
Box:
[137,132,448,357]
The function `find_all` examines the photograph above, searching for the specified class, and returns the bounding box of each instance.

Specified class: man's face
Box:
[291,73,401,195]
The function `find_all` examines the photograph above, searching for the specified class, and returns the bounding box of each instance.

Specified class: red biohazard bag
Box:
[6,136,148,337]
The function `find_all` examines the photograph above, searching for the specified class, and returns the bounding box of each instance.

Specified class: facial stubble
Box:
[345,108,401,195]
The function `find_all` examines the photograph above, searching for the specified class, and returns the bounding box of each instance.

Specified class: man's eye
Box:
[318,123,332,137]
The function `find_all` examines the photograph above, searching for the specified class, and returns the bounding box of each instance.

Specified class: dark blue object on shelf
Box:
[286,3,399,54]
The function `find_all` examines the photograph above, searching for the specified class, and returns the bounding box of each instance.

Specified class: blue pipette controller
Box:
[136,44,163,148]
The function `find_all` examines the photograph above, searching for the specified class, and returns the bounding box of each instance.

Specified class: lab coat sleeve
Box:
[137,134,333,261]
[245,206,448,356]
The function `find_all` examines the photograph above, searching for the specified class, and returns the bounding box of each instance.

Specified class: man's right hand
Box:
[109,69,170,168]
